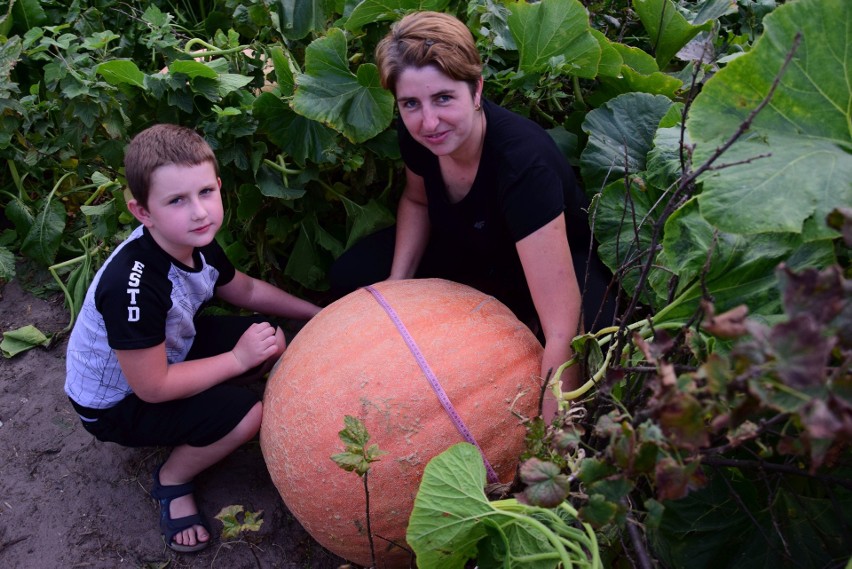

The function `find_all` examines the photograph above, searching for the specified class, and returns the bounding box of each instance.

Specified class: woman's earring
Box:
[474,102,481,111]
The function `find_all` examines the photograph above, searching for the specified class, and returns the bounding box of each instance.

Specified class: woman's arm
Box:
[389,167,431,280]
[216,271,322,320]
[516,214,583,420]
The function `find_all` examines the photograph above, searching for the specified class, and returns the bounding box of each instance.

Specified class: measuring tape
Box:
[364,285,500,484]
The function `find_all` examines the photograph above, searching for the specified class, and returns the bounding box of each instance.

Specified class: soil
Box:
[0,278,348,569]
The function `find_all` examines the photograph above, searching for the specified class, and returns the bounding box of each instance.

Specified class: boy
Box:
[65,124,321,552]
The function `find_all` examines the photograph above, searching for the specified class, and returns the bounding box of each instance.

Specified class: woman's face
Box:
[395,65,483,160]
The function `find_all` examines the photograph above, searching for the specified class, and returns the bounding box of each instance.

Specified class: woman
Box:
[330,11,614,416]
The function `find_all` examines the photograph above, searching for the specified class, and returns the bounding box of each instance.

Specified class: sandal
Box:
[151,464,211,553]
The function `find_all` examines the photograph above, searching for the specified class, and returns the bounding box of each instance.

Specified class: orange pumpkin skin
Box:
[260,279,543,568]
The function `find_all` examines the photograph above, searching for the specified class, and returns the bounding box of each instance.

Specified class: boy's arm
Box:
[216,271,321,320]
[115,320,280,403]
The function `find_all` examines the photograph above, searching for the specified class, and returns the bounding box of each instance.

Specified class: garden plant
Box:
[1,0,850,567]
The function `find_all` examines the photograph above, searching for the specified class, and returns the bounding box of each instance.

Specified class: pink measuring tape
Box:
[364,285,500,484]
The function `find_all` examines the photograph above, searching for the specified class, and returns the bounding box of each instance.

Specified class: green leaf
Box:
[96,59,145,89]
[688,0,852,241]
[268,46,296,96]
[274,0,331,40]
[338,414,370,448]
[254,92,338,165]
[646,125,688,189]
[0,247,14,281]
[256,164,306,200]
[407,443,502,569]
[284,223,328,289]
[633,0,712,68]
[2,325,50,358]
[517,459,570,508]
[341,197,395,249]
[214,505,264,540]
[168,59,219,79]
[577,457,617,485]
[580,92,673,192]
[0,37,24,100]
[11,0,47,31]
[589,29,624,78]
[592,178,664,304]
[216,73,253,97]
[345,0,451,32]
[20,197,66,267]
[653,199,836,324]
[292,29,395,143]
[579,494,618,527]
[82,31,120,51]
[507,0,600,77]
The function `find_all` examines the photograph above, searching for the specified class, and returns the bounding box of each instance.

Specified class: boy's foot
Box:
[151,464,211,553]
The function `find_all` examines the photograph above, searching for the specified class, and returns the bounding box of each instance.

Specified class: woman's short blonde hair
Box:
[375,11,482,96]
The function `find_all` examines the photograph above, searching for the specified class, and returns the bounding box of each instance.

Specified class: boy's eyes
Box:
[166,188,215,205]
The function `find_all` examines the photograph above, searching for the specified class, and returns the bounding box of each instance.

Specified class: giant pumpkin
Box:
[260,279,543,568]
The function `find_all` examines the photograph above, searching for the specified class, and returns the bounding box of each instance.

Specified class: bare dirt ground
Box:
[0,278,347,569]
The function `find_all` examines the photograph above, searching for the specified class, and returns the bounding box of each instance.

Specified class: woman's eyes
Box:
[401,95,453,110]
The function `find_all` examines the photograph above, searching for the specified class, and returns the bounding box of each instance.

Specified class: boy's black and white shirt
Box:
[65,225,235,411]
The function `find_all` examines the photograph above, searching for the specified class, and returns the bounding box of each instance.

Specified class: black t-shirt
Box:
[398,99,596,316]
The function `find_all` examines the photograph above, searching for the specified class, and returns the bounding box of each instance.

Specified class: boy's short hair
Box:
[375,11,482,97]
[124,124,219,207]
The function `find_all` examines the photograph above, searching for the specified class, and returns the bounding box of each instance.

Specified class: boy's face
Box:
[128,161,223,265]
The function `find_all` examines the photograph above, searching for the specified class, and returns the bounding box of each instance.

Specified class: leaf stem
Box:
[488,507,577,568]
[183,38,249,58]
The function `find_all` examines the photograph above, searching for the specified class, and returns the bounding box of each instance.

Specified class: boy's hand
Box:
[231,322,281,372]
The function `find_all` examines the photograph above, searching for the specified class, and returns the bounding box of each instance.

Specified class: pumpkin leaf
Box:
[688,0,852,241]
[341,197,395,249]
[580,92,673,192]
[345,0,451,33]
[591,178,664,305]
[292,28,395,143]
[507,0,600,78]
[652,199,837,324]
[273,0,330,41]
[633,0,712,68]
[254,92,338,166]
[407,443,506,569]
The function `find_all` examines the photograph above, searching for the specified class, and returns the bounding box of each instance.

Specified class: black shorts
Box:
[70,314,269,448]
[73,384,258,447]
